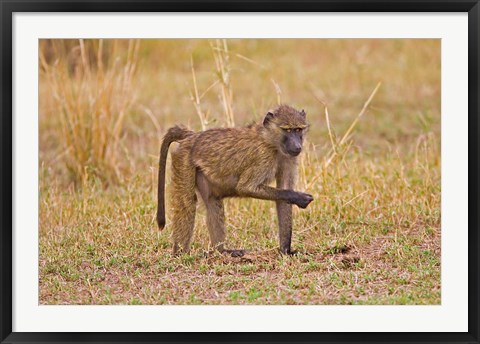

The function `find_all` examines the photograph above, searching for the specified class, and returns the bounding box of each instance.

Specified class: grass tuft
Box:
[39,39,140,185]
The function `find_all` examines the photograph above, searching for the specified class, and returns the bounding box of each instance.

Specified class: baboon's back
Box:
[191,126,277,189]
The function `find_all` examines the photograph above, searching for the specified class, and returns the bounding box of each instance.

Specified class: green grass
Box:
[39,39,440,305]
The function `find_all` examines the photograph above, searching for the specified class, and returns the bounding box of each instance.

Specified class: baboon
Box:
[157,105,313,256]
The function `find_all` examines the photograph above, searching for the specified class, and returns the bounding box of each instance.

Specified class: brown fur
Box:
[156,105,313,256]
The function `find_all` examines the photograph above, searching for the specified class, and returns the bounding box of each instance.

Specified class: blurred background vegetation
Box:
[39,39,440,305]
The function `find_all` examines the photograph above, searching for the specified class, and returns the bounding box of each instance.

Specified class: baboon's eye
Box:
[295,128,302,133]
[286,129,292,133]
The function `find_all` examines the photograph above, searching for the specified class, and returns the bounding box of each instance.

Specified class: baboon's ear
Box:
[263,112,275,126]
[300,109,306,117]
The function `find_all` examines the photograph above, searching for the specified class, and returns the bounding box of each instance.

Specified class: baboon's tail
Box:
[157,126,194,230]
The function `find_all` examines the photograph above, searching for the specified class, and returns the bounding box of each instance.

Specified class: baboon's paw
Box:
[279,248,299,256]
[294,192,314,209]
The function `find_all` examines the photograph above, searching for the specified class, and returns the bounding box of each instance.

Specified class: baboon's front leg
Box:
[235,165,312,208]
[276,201,293,254]
[236,184,313,208]
[275,158,297,255]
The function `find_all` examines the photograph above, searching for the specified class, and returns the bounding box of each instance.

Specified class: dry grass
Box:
[210,39,235,127]
[39,39,441,305]
[39,39,140,185]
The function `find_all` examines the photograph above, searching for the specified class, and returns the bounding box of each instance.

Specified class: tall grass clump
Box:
[210,39,235,127]
[189,39,239,129]
[189,39,270,129]
[39,39,140,186]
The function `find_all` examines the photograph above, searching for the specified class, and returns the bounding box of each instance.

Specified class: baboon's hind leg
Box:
[170,149,197,255]
[196,171,245,257]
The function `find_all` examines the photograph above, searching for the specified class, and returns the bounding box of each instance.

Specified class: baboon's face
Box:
[280,126,305,156]
[263,105,309,157]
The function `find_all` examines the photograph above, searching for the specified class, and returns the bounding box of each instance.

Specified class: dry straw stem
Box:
[305,82,381,190]
[189,55,219,130]
[325,106,337,155]
[141,106,161,136]
[39,39,140,185]
[189,55,208,130]
[192,40,265,129]
[233,52,267,69]
[322,82,382,169]
[271,79,283,105]
[210,39,235,127]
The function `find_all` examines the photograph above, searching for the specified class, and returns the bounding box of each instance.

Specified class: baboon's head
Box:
[263,105,309,157]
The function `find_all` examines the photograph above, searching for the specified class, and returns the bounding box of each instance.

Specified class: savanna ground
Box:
[39,39,440,305]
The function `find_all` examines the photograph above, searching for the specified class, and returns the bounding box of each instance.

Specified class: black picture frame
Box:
[1,1,479,343]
